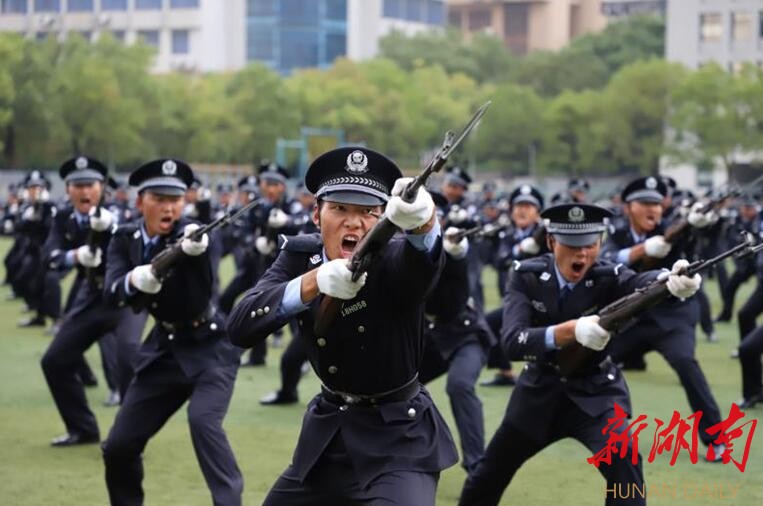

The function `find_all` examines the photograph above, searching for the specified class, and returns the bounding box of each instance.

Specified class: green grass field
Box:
[0,236,761,505]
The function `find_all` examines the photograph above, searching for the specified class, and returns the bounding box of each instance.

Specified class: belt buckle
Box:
[161,321,176,332]
[342,394,359,404]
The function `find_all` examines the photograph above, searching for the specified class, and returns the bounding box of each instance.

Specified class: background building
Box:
[666,0,763,71]
[447,0,607,55]
[0,0,246,73]
[600,0,665,19]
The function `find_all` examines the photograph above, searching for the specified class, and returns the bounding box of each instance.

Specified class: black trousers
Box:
[484,307,511,370]
[719,263,755,317]
[279,330,308,397]
[220,265,267,365]
[40,305,126,437]
[609,320,721,445]
[420,342,487,474]
[102,355,242,506]
[263,432,439,506]
[739,325,763,399]
[459,398,644,506]
[738,279,763,341]
[695,286,714,336]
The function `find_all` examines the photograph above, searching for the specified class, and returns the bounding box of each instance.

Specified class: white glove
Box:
[129,264,162,294]
[574,315,611,351]
[687,202,719,228]
[268,208,289,229]
[644,235,671,258]
[519,237,540,255]
[22,206,36,221]
[3,220,13,234]
[199,188,212,201]
[255,236,275,255]
[180,223,209,256]
[665,259,702,299]
[443,227,468,259]
[89,207,115,232]
[447,206,468,224]
[386,178,435,231]
[40,189,50,202]
[316,258,367,300]
[75,245,102,268]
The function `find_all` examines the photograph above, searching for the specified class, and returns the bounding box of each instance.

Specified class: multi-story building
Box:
[666,0,763,71]
[0,0,247,73]
[447,0,607,55]
[600,0,665,19]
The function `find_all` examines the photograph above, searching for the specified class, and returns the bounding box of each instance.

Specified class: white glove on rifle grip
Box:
[687,202,719,229]
[89,206,115,232]
[644,235,671,258]
[443,227,468,259]
[519,237,540,255]
[75,245,102,268]
[129,264,162,294]
[180,223,209,256]
[574,315,611,351]
[316,259,367,300]
[268,208,289,229]
[665,259,702,299]
[255,236,275,255]
[386,178,434,231]
[448,206,468,224]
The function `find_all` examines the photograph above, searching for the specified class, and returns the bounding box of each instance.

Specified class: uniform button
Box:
[264,306,270,314]
[168,334,174,341]
[328,366,338,374]
[523,364,529,371]
[210,322,218,331]
[407,408,416,418]
[357,325,365,333]
[464,319,471,326]
[560,377,567,383]
[317,338,327,347]
[250,311,257,318]
[339,405,348,412]
[118,301,125,308]
[428,322,435,330]
[151,302,158,308]
[256,308,264,316]
[607,373,615,381]
[298,319,303,326]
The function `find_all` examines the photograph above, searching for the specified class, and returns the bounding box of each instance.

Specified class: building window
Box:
[280,29,319,70]
[172,29,189,54]
[102,0,126,10]
[325,31,346,62]
[247,25,274,60]
[34,0,60,12]
[732,12,753,42]
[170,0,198,8]
[68,0,93,11]
[699,12,722,42]
[383,0,401,18]
[72,30,91,41]
[405,0,423,22]
[427,0,444,25]
[759,11,763,39]
[35,31,51,40]
[111,30,125,42]
[136,0,162,10]
[448,9,461,27]
[468,8,491,31]
[325,0,346,21]
[281,0,318,25]
[138,30,160,48]
[1,0,27,13]
[248,0,277,16]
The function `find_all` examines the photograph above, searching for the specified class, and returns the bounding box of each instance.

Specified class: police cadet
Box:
[13,170,59,327]
[568,178,590,203]
[737,247,763,408]
[38,156,127,444]
[101,159,242,506]
[459,203,703,506]
[601,176,726,459]
[419,191,495,475]
[228,147,458,505]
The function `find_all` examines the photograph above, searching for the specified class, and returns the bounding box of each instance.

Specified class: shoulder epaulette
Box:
[279,233,322,253]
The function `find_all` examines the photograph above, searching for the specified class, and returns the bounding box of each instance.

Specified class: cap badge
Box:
[646,177,657,189]
[568,206,585,222]
[162,160,177,176]
[267,163,278,172]
[520,185,531,195]
[31,170,41,179]
[346,150,369,175]
[75,157,88,170]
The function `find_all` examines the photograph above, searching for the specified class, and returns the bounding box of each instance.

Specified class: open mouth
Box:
[571,261,585,274]
[80,198,91,206]
[340,235,359,258]
[159,216,173,230]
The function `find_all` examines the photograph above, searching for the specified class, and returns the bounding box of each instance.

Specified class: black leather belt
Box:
[159,305,216,333]
[321,374,420,407]
[540,356,615,379]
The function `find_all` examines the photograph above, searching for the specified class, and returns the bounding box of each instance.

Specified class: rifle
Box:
[446,221,509,243]
[150,198,260,282]
[557,234,757,377]
[85,193,106,283]
[313,101,491,336]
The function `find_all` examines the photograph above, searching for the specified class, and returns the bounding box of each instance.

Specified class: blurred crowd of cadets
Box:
[1,15,763,177]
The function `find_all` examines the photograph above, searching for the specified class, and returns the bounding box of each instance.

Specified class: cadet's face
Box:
[26,185,41,202]
[237,191,252,205]
[137,192,184,237]
[314,201,382,260]
[741,205,758,220]
[67,181,103,214]
[511,203,540,229]
[626,201,663,234]
[261,180,285,203]
[298,193,314,209]
[550,237,601,283]
[442,182,465,204]
[116,189,128,202]
[219,192,231,206]
[570,190,587,203]
[186,188,198,203]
